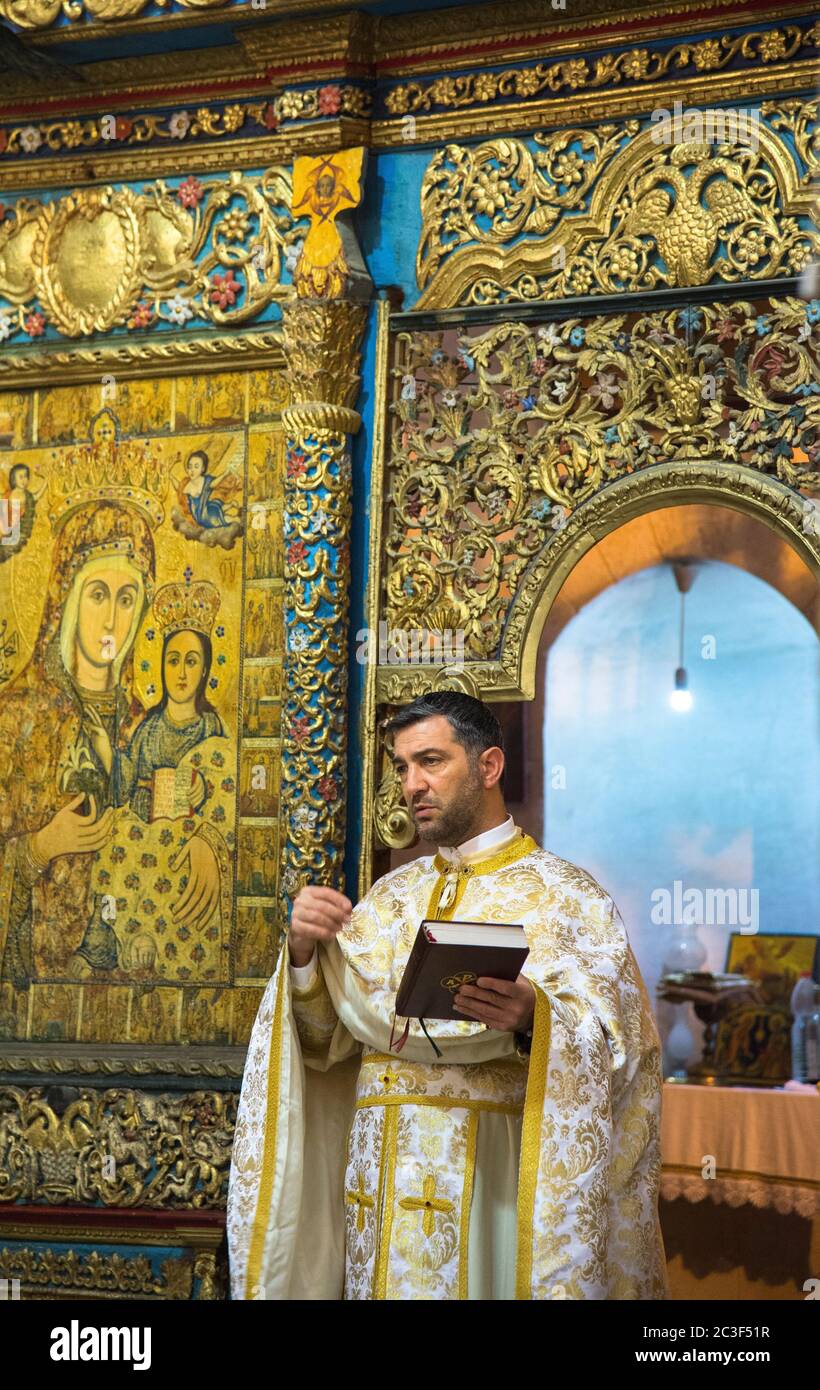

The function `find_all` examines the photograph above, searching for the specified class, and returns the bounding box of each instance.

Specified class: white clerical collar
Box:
[438,814,516,865]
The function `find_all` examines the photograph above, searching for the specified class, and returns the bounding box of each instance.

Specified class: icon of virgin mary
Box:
[0,497,155,983]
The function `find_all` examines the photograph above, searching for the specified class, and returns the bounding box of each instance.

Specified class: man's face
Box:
[391,714,488,846]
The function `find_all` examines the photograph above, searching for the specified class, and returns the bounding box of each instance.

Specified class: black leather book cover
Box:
[395,920,529,1021]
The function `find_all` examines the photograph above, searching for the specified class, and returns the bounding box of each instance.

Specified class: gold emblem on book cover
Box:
[441,971,477,993]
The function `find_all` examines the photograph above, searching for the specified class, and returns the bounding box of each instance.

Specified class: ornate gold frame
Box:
[0,336,286,1080]
[358,322,820,895]
[0,330,285,388]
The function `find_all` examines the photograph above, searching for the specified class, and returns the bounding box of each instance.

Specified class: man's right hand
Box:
[288,885,353,967]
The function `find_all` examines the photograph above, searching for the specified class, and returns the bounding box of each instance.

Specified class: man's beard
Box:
[412,765,485,846]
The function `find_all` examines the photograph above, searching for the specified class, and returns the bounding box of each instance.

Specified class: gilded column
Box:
[279,149,371,921]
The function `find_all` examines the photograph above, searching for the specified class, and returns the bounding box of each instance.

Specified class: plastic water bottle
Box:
[790,974,820,1083]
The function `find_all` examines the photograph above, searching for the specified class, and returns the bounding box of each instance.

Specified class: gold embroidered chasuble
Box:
[227,827,668,1300]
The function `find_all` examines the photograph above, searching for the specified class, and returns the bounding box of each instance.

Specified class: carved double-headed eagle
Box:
[624,144,762,287]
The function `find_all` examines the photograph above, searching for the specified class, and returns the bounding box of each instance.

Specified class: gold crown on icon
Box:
[48,409,166,532]
[153,579,221,638]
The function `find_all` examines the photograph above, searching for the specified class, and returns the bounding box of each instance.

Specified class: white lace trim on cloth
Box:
[661,1169,819,1219]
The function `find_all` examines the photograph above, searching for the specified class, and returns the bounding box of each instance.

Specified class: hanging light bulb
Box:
[669,561,696,713]
[670,665,693,712]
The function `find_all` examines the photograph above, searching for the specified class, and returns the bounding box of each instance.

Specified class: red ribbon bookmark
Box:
[389,1015,411,1054]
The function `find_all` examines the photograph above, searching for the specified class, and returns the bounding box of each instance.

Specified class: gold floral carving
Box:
[386,25,812,115]
[0,1086,236,1207]
[0,125,371,197]
[0,0,228,26]
[0,91,372,162]
[376,296,820,703]
[0,1245,195,1298]
[502,460,820,700]
[416,103,820,307]
[0,167,298,339]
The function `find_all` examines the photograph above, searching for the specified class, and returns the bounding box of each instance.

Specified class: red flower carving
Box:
[318,84,342,116]
[290,715,311,743]
[287,540,308,565]
[24,312,45,336]
[753,344,787,383]
[716,318,737,343]
[128,302,153,329]
[318,775,337,802]
[287,448,307,477]
[210,271,240,308]
[116,117,133,140]
[177,175,204,208]
[261,104,278,131]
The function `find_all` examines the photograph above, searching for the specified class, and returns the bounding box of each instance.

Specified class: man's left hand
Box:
[453,975,535,1032]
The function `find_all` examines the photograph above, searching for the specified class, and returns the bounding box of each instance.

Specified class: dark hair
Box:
[187,450,209,473]
[384,691,504,763]
[151,627,217,717]
[9,464,29,487]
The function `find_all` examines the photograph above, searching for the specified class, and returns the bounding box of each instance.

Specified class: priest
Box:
[227,691,667,1300]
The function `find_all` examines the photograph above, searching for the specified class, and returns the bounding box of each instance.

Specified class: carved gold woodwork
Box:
[358,290,820,881]
[281,299,366,434]
[0,1086,236,1207]
[416,102,819,308]
[0,1245,196,1298]
[32,187,144,338]
[386,25,815,117]
[382,298,819,681]
[0,0,229,26]
[0,1224,225,1298]
[0,330,285,388]
[0,167,298,339]
[278,149,371,916]
[0,1044,247,1076]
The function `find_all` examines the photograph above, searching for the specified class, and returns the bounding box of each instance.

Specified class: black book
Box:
[395,918,529,1022]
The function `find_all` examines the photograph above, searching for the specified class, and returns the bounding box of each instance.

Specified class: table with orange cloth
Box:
[659,1082,819,1300]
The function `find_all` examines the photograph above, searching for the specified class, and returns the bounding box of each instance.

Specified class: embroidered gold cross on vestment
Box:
[398,1174,455,1238]
[345,1173,374,1232]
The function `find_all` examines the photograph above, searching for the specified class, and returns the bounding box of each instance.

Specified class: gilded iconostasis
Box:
[0,368,286,1050]
[0,0,817,1305]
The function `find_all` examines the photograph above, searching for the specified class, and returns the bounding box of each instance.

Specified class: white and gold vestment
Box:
[227,821,667,1300]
